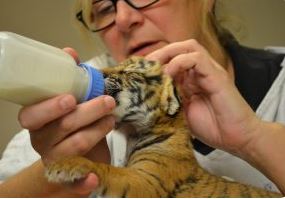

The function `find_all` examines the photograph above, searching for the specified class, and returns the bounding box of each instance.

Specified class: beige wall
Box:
[0,0,285,155]
[220,0,285,48]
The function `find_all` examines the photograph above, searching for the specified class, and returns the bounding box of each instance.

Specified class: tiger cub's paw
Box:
[45,156,94,184]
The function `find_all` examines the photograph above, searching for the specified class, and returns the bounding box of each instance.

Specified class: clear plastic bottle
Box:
[0,32,104,106]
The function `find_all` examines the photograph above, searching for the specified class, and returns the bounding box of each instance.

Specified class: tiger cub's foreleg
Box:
[45,156,169,197]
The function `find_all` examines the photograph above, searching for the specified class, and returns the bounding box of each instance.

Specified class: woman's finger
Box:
[166,51,224,77]
[69,173,99,196]
[146,39,204,64]
[164,53,197,77]
[44,115,115,163]
[164,51,230,95]
[30,95,116,148]
[63,47,80,64]
[19,94,77,131]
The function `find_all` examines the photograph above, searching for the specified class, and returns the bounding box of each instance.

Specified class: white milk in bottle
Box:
[0,32,104,106]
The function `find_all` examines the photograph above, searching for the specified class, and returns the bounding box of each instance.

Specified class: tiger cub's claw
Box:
[45,156,94,184]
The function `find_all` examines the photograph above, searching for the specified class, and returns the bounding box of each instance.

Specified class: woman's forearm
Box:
[0,160,88,197]
[243,121,285,194]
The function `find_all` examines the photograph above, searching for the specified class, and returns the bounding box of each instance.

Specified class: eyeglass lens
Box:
[87,0,159,32]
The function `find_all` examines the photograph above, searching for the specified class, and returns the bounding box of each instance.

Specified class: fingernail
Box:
[60,95,75,110]
[104,96,116,109]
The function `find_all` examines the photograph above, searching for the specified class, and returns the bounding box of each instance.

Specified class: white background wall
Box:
[0,0,285,155]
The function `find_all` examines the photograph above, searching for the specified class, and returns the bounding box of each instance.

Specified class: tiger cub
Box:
[45,57,281,197]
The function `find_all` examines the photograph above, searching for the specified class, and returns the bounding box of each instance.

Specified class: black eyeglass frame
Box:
[76,0,159,32]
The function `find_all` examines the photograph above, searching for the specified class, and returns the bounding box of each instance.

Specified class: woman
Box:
[0,0,284,197]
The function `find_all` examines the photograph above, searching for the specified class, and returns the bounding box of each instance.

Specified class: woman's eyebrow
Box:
[93,0,105,4]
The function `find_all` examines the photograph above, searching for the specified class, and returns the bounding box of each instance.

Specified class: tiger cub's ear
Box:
[161,77,181,116]
[123,57,160,74]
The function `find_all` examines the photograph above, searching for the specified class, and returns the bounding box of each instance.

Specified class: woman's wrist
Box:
[242,121,281,167]
[239,121,285,193]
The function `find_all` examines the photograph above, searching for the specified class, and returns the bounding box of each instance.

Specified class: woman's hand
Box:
[19,94,115,163]
[17,48,116,195]
[146,40,261,156]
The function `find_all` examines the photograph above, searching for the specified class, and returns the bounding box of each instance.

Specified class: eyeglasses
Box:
[76,0,159,32]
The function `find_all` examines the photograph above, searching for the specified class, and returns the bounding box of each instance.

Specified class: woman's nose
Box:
[114,1,144,33]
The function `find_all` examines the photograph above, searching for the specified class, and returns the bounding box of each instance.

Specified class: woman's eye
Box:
[93,1,115,16]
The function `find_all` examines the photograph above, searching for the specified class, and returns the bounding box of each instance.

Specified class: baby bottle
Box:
[0,32,104,106]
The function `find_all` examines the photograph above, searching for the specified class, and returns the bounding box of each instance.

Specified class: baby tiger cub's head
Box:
[102,56,181,133]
